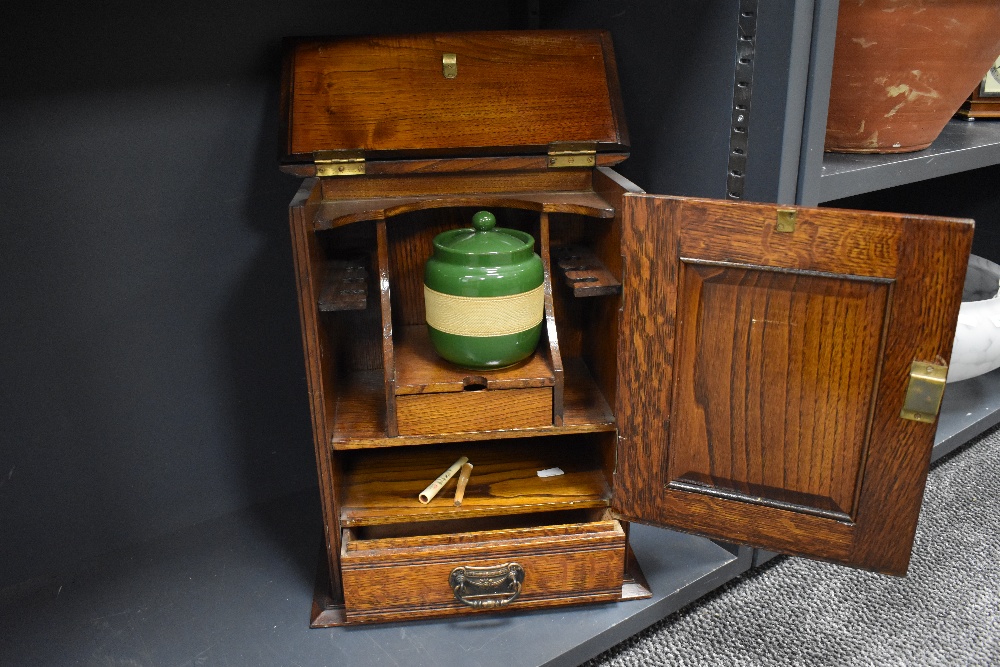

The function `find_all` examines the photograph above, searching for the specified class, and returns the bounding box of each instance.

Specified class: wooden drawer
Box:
[396,387,553,436]
[340,513,625,623]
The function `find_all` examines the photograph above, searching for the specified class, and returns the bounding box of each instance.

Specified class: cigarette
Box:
[418,456,469,504]
[453,462,474,506]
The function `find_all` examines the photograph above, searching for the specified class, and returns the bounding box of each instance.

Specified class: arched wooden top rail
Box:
[312,191,616,230]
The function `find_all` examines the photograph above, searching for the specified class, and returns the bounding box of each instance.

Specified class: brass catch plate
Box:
[900,361,948,423]
[776,208,796,233]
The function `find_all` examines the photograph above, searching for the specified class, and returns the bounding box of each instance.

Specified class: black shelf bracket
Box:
[727,0,759,200]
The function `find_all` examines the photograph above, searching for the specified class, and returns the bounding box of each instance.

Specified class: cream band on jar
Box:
[424,284,544,337]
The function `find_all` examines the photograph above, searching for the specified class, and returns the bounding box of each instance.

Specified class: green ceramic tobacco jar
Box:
[424,211,544,369]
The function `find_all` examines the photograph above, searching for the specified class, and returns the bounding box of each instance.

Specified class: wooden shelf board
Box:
[394,325,555,395]
[552,245,623,297]
[338,439,611,527]
[331,358,614,450]
[313,190,615,229]
[317,259,368,312]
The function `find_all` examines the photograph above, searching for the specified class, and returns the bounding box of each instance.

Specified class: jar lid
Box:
[432,211,535,265]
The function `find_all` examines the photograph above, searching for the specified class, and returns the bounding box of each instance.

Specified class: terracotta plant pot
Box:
[825,0,1000,153]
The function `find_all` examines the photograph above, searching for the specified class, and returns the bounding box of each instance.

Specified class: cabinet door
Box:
[613,194,972,575]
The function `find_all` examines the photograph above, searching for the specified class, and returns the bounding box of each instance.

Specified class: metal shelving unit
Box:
[790,0,1000,466]
[7,3,996,665]
[0,493,752,667]
[819,120,1000,203]
[934,367,1000,462]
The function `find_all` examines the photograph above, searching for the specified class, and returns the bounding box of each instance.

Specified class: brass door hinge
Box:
[313,150,365,177]
[547,142,597,169]
[900,360,948,423]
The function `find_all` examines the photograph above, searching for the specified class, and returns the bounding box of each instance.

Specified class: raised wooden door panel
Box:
[614,194,972,575]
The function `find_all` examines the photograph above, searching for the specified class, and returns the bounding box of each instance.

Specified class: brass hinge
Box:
[547,142,597,169]
[313,150,365,177]
[900,360,948,423]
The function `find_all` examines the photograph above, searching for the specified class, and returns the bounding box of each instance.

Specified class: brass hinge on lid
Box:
[547,142,597,169]
[313,150,365,177]
[900,360,948,423]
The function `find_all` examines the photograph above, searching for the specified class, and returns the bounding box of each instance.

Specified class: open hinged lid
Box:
[612,193,973,576]
[280,30,629,175]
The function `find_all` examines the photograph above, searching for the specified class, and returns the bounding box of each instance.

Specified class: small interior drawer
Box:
[339,510,625,623]
[392,327,556,436]
[396,386,553,435]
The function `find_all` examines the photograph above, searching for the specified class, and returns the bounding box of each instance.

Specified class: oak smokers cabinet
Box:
[280,31,973,626]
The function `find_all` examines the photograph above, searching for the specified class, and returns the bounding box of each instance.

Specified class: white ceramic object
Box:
[947,255,1000,383]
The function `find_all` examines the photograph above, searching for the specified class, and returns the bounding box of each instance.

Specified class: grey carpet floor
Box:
[586,425,1000,667]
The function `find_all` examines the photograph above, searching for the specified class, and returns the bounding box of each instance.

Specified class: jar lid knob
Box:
[471,210,496,232]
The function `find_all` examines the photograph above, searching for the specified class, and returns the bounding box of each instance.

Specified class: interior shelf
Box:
[552,245,623,297]
[317,259,368,312]
[338,439,612,527]
[330,357,615,450]
[394,325,555,394]
[313,190,616,229]
[819,119,1000,203]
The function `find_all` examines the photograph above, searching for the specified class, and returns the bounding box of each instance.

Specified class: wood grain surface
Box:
[330,360,613,449]
[282,31,627,161]
[317,258,368,311]
[316,221,384,371]
[313,190,616,230]
[614,194,973,574]
[288,179,345,602]
[340,516,624,623]
[590,168,644,479]
[375,220,398,436]
[338,438,611,526]
[553,245,623,297]
[394,325,555,395]
[319,170,595,200]
[396,387,553,436]
[668,262,891,520]
[539,212,566,426]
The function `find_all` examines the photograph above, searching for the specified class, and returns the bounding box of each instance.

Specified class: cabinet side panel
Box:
[290,180,344,602]
[613,195,680,520]
[594,169,644,482]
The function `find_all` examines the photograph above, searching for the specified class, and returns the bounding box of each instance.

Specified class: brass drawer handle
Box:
[449,563,525,609]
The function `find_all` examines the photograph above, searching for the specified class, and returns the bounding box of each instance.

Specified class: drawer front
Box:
[340,519,625,623]
[396,387,552,435]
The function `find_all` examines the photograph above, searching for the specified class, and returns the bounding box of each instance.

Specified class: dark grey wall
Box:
[1,0,791,589]
[0,0,519,589]
[542,0,799,202]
